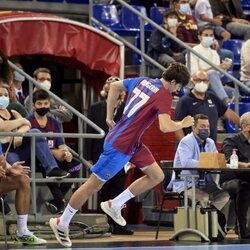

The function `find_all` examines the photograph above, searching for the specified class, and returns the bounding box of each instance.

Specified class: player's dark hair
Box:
[162,62,190,86]
[194,114,209,126]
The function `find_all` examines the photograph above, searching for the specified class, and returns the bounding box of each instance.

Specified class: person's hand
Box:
[14,136,23,148]
[240,162,250,168]
[0,166,6,178]
[181,116,194,128]
[212,18,222,26]
[233,18,249,24]
[9,161,30,176]
[106,118,116,130]
[64,150,73,162]
[220,61,231,70]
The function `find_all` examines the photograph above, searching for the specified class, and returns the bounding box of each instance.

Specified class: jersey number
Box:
[124,88,150,118]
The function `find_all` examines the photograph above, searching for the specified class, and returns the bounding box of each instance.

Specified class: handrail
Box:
[113,0,250,93]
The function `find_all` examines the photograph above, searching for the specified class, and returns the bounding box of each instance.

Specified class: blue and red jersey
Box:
[27,114,64,149]
[106,77,172,155]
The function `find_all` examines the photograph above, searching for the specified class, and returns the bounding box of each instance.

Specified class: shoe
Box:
[49,217,72,247]
[45,201,58,214]
[46,168,70,179]
[100,200,126,227]
[14,233,47,245]
[111,224,134,235]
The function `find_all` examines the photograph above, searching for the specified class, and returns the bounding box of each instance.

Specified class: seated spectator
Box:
[0,145,47,245]
[240,38,250,92]
[195,0,231,41]
[25,67,73,123]
[147,9,186,67]
[210,0,250,41]
[27,89,82,214]
[0,84,69,179]
[189,26,234,104]
[169,114,229,236]
[221,111,250,239]
[174,70,240,142]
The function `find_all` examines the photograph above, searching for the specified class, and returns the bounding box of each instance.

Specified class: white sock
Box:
[17,215,28,236]
[59,204,78,229]
[111,188,135,209]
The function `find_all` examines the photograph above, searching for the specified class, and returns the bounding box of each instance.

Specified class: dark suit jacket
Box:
[209,0,245,25]
[85,100,125,163]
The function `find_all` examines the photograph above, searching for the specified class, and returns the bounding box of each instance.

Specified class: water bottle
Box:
[230,149,238,169]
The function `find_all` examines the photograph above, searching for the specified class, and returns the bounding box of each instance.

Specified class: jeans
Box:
[7,128,58,175]
[226,22,250,41]
[207,70,234,101]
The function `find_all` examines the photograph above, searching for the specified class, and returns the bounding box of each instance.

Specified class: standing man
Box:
[49,62,194,247]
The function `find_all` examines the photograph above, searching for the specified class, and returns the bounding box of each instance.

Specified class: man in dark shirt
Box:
[174,70,239,142]
[209,0,250,40]
[221,111,250,238]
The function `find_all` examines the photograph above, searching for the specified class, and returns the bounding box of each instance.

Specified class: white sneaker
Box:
[100,200,126,226]
[49,218,72,247]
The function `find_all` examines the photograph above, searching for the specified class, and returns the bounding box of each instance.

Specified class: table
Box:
[161,164,249,242]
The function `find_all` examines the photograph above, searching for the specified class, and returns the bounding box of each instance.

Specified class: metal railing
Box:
[89,0,250,117]
[4,62,105,219]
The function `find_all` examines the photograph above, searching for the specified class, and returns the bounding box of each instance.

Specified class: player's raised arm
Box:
[106,80,126,129]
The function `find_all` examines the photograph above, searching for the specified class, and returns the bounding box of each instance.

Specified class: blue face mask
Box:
[179,3,191,15]
[198,128,210,140]
[0,96,9,109]
[201,36,214,48]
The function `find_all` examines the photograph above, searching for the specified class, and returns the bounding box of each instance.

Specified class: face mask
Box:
[198,128,210,140]
[179,3,191,15]
[36,107,50,116]
[194,81,208,93]
[14,71,25,82]
[167,18,178,27]
[0,96,9,109]
[38,80,51,90]
[201,36,214,48]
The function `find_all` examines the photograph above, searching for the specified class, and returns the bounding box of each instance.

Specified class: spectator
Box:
[85,76,133,235]
[221,111,250,239]
[25,67,73,123]
[195,0,231,41]
[171,0,234,61]
[189,26,234,104]
[0,84,69,179]
[174,70,240,142]
[240,38,250,91]
[0,149,47,245]
[27,89,82,214]
[169,114,229,237]
[209,0,250,41]
[147,9,186,67]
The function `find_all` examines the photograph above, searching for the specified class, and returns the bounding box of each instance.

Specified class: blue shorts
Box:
[91,141,131,182]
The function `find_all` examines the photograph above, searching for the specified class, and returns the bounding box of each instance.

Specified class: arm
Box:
[223,109,240,126]
[174,126,186,141]
[106,80,126,129]
[50,103,73,123]
[158,114,194,133]
[0,116,30,132]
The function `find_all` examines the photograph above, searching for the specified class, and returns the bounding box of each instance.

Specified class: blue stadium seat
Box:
[150,6,167,25]
[225,102,250,132]
[241,0,250,10]
[133,35,150,65]
[121,6,152,35]
[222,39,244,69]
[93,4,123,30]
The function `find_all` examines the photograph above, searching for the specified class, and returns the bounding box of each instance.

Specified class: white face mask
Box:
[194,81,208,93]
[167,18,178,27]
[179,3,191,15]
[201,36,214,48]
[0,96,9,109]
[38,80,51,90]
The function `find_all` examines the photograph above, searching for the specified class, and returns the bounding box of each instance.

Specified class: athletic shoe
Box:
[46,168,70,179]
[100,200,126,226]
[14,233,47,245]
[49,217,72,247]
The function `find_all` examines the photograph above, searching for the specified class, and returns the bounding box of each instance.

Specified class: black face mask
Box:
[36,107,50,116]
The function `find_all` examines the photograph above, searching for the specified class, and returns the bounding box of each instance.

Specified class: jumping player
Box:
[49,62,194,247]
